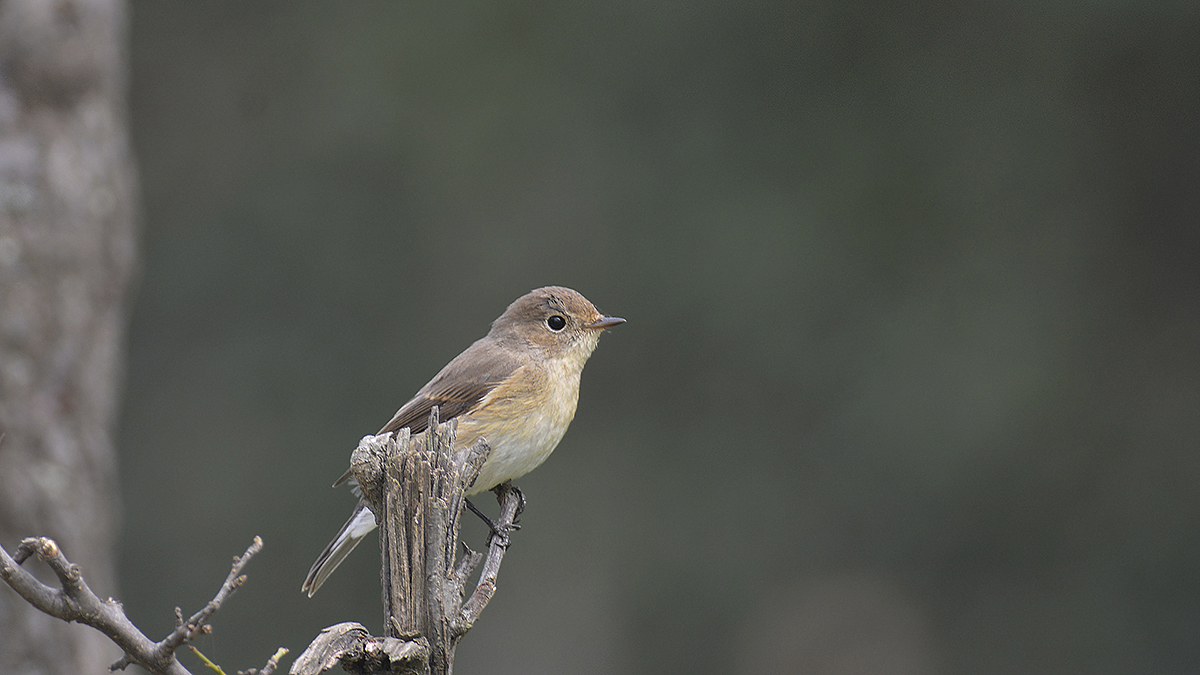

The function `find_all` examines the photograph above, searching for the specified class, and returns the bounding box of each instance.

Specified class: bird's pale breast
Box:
[455,356,583,494]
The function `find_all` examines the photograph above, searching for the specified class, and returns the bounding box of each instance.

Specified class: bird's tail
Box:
[302,503,377,597]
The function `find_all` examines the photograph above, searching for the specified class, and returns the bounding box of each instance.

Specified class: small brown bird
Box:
[302,286,624,596]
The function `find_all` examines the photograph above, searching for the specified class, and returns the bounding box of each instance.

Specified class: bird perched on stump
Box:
[303,286,624,596]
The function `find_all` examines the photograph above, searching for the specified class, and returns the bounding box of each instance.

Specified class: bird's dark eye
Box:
[547,315,567,331]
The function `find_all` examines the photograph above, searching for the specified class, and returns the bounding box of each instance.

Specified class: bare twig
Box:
[188,645,226,673]
[454,482,524,636]
[163,537,262,654]
[0,535,276,675]
[240,647,290,675]
[187,643,289,675]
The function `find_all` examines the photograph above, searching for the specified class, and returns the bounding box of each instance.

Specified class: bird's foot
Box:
[465,497,521,548]
[496,482,527,523]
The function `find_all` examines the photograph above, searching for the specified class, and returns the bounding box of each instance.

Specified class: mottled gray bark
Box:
[0,0,138,673]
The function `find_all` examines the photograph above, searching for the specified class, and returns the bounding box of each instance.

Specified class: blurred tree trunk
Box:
[0,0,138,673]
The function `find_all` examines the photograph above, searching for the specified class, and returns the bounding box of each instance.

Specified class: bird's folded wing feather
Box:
[332,341,524,487]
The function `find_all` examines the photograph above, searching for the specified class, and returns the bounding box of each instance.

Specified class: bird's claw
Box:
[465,495,521,548]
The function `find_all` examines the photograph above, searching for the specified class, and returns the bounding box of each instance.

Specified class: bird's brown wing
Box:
[332,339,524,487]
[377,340,524,435]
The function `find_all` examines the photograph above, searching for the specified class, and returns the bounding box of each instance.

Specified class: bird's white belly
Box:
[456,364,581,494]
[465,415,567,494]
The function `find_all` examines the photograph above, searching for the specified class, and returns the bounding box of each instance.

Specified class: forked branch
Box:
[0,535,278,675]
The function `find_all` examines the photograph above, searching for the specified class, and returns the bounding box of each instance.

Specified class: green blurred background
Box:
[117,2,1199,673]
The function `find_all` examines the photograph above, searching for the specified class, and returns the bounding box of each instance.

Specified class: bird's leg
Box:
[465,497,520,548]
[462,483,526,548]
[464,498,499,534]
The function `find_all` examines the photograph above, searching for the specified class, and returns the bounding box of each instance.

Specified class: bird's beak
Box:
[584,316,626,330]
